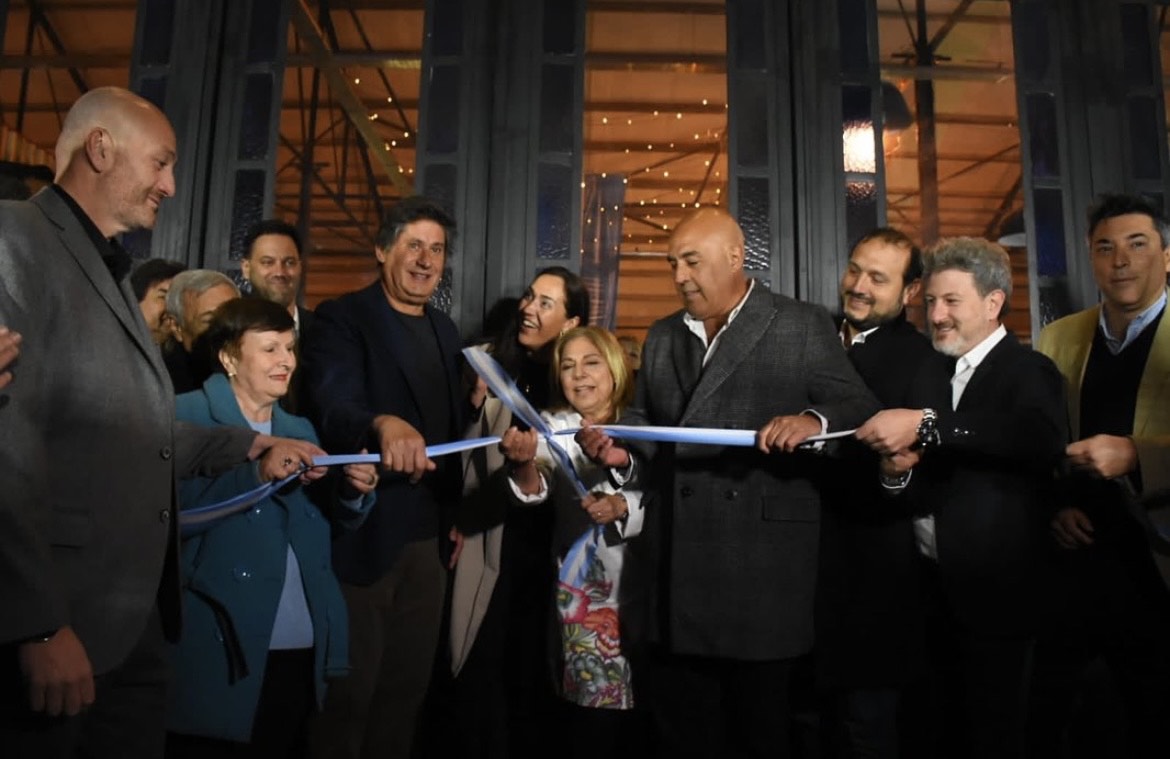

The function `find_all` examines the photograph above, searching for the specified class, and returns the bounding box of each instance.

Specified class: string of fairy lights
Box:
[346,70,727,247]
[585,100,729,248]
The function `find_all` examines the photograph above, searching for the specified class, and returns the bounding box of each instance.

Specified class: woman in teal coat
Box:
[166,298,378,758]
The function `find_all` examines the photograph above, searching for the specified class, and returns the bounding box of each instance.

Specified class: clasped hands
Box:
[1050,434,1138,551]
[498,424,628,526]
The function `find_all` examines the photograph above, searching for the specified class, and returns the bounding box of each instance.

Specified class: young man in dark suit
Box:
[857,237,1067,759]
[302,196,466,759]
[818,228,934,758]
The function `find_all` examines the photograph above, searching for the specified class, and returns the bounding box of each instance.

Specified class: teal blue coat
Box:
[167,374,374,742]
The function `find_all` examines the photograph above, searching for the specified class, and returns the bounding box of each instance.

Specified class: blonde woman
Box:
[501,326,648,754]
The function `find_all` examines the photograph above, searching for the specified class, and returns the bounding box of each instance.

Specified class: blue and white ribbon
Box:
[179,436,504,530]
[462,346,590,498]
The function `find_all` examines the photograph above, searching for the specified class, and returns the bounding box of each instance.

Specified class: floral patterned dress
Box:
[514,410,645,710]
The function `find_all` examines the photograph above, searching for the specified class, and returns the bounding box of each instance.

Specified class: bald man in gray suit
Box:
[0,87,324,758]
[583,208,878,757]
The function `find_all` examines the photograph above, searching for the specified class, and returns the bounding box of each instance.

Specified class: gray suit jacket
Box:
[0,189,254,675]
[629,284,878,660]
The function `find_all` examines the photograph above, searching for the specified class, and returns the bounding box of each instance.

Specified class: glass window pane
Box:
[544,0,577,55]
[246,0,283,64]
[426,65,462,155]
[433,0,464,56]
[1013,2,1049,82]
[733,0,767,71]
[239,73,274,161]
[1119,4,1154,87]
[845,181,879,248]
[230,170,267,260]
[581,1,728,339]
[540,64,576,153]
[138,0,176,66]
[1128,96,1162,180]
[1025,93,1060,180]
[423,163,458,221]
[839,0,871,77]
[739,176,771,271]
[735,77,770,168]
[1032,187,1066,277]
[537,162,573,260]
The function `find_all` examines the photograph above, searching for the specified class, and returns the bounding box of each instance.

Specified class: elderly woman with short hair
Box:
[166,298,377,759]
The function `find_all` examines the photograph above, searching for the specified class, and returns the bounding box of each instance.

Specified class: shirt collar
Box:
[683,278,755,348]
[50,184,132,282]
[955,323,1007,375]
[1098,290,1167,355]
[840,322,881,347]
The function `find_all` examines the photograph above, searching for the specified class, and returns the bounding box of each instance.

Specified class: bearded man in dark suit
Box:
[818,227,934,759]
[0,87,324,758]
[858,237,1067,759]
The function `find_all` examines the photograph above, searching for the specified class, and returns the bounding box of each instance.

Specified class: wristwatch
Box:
[916,408,941,449]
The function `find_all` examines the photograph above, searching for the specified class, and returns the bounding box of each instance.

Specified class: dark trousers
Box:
[1028,545,1170,759]
[446,505,558,759]
[0,605,170,759]
[644,648,793,759]
[166,648,314,759]
[821,688,902,759]
[918,566,1034,759]
[307,538,447,759]
[560,701,650,759]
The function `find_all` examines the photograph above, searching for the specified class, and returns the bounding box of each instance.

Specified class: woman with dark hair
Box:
[449,266,590,757]
[166,298,378,759]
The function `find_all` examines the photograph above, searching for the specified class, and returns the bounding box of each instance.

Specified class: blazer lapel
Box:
[667,316,704,413]
[364,284,427,419]
[680,286,774,425]
[203,374,249,428]
[33,191,166,383]
[1063,308,1099,439]
[430,309,464,437]
[1135,295,1170,438]
[955,332,1015,411]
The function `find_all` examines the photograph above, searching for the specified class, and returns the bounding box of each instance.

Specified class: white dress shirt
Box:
[914,324,1007,560]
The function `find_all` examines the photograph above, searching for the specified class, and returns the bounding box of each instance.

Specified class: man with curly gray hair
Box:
[856,236,1067,758]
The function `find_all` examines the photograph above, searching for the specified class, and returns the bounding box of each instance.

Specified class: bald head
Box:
[672,207,745,252]
[55,86,177,238]
[667,207,750,336]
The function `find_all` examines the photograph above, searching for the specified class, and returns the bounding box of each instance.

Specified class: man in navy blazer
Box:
[302,196,466,759]
[858,237,1067,758]
[0,87,323,758]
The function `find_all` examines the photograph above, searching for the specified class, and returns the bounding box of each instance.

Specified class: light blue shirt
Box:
[246,418,314,650]
[1098,291,1167,355]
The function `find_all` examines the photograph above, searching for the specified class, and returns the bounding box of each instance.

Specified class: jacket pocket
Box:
[760,496,819,523]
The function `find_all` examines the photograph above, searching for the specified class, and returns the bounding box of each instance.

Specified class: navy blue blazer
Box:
[302,281,467,584]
